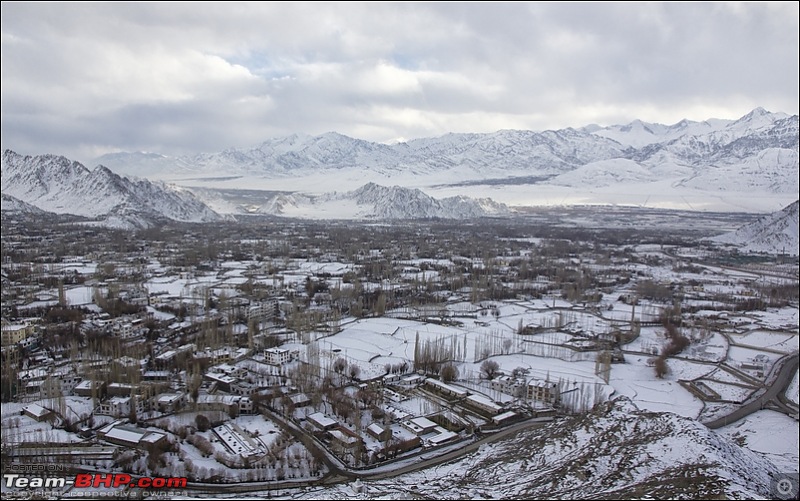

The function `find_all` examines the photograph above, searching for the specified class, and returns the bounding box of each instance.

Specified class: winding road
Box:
[703,351,799,429]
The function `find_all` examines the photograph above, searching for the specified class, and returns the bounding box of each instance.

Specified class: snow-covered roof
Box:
[425,378,469,396]
[157,393,183,403]
[367,423,387,435]
[140,432,166,444]
[329,429,360,445]
[23,403,51,418]
[466,394,503,413]
[410,416,437,429]
[307,412,337,429]
[426,429,457,445]
[104,426,145,445]
[493,411,518,423]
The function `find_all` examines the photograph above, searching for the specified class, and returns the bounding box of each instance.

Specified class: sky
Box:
[1,2,798,164]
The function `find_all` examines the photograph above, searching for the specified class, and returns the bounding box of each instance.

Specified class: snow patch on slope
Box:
[712,200,799,255]
[549,158,655,187]
[1,193,46,214]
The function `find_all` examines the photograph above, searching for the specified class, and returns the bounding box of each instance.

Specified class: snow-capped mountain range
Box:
[712,200,800,256]
[2,107,797,224]
[93,107,798,213]
[0,151,508,225]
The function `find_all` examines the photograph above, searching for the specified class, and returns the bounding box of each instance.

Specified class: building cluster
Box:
[4,211,787,478]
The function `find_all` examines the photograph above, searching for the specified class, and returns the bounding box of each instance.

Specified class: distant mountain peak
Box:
[343,182,508,220]
[747,106,769,116]
[730,106,784,128]
[1,150,223,228]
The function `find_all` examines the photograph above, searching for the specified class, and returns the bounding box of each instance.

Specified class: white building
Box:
[265,347,292,365]
[97,396,144,417]
[465,394,503,416]
[248,301,278,322]
[527,379,559,405]
[401,416,438,435]
[490,375,525,397]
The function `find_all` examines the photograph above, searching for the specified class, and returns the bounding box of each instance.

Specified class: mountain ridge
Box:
[711,200,800,255]
[1,150,225,229]
[87,108,798,213]
[94,107,796,174]
[1,151,508,223]
[4,107,797,218]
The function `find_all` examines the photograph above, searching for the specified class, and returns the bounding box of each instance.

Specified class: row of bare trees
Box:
[654,305,690,378]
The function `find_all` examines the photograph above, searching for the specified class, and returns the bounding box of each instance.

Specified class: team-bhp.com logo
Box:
[4,473,187,489]
[772,473,799,501]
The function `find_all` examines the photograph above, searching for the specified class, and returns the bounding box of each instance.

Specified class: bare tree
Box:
[654,358,669,379]
[440,363,459,383]
[480,360,500,380]
[333,357,348,375]
[195,414,211,432]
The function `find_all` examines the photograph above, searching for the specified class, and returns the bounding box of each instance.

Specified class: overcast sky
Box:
[2,2,798,164]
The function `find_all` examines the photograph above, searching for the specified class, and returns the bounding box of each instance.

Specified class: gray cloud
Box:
[1,2,797,164]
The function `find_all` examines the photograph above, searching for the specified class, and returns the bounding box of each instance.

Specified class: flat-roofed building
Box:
[156,393,186,413]
[527,379,559,405]
[97,422,167,449]
[307,412,338,431]
[366,423,391,441]
[401,416,437,435]
[2,322,34,346]
[265,347,292,365]
[97,395,144,417]
[73,380,106,398]
[465,394,503,416]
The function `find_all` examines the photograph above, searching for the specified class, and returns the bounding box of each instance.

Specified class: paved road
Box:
[180,415,554,493]
[181,349,798,493]
[354,417,553,480]
[704,351,799,429]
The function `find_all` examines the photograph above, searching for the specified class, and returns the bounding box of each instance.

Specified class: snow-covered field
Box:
[698,379,756,403]
[64,285,96,306]
[608,360,705,418]
[727,345,783,367]
[1,401,83,445]
[734,330,799,353]
[749,307,800,331]
[717,409,800,473]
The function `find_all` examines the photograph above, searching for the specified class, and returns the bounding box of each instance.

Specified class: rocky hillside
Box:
[1,150,223,228]
[305,398,784,499]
